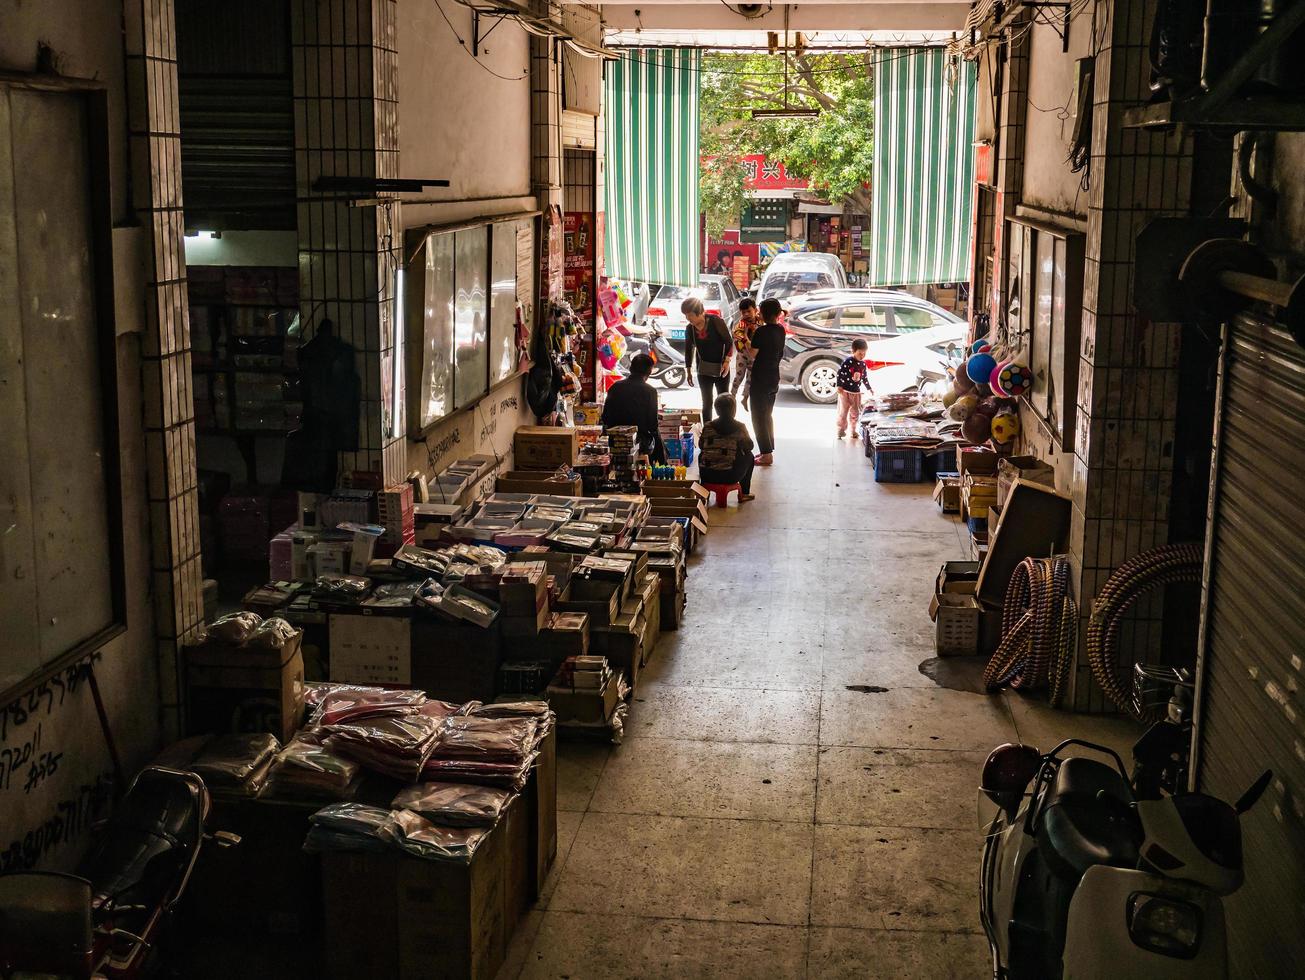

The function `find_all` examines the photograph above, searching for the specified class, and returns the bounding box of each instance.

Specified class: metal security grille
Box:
[603,48,701,287]
[1195,312,1305,975]
[869,48,977,286]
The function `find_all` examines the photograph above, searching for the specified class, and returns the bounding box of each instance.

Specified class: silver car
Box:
[643,275,744,344]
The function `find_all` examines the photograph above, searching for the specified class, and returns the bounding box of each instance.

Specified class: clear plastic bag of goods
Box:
[275,737,360,779]
[308,684,428,727]
[303,803,399,853]
[363,580,425,607]
[244,616,299,652]
[417,699,479,721]
[189,732,281,785]
[322,713,445,781]
[391,809,490,863]
[433,716,539,762]
[420,753,538,792]
[391,781,512,827]
[201,610,264,646]
[393,545,452,577]
[313,574,372,602]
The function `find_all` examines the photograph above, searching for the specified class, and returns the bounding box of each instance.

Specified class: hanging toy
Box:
[990,410,1021,444]
[971,338,993,355]
[954,360,977,393]
[596,329,624,371]
[998,361,1032,398]
[989,360,1011,397]
[947,393,978,422]
[942,387,960,409]
[962,412,992,444]
[967,351,998,384]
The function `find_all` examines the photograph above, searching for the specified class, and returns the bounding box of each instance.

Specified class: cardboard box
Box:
[987,505,1003,538]
[185,632,306,744]
[498,562,547,617]
[329,610,413,687]
[500,602,550,638]
[554,582,621,627]
[546,675,619,725]
[495,471,582,496]
[514,426,579,470]
[996,455,1056,508]
[524,723,557,898]
[321,795,527,980]
[410,618,502,703]
[932,474,961,513]
[976,480,1073,608]
[958,447,999,477]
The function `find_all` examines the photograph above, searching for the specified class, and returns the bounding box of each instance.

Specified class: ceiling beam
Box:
[598,4,969,32]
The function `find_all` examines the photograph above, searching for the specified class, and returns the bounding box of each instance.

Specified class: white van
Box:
[757,252,848,309]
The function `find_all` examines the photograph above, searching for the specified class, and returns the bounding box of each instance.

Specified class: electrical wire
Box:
[432,0,530,82]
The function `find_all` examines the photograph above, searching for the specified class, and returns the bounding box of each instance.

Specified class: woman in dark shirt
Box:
[748,298,786,465]
[680,297,734,422]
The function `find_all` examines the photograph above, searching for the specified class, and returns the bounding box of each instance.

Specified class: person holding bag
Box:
[681,297,734,423]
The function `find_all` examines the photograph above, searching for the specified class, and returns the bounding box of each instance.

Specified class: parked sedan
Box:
[777,289,966,403]
[643,275,744,345]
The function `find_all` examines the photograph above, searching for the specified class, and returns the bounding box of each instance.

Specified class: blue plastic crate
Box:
[664,437,684,462]
[925,446,958,477]
[872,445,925,483]
[681,432,695,466]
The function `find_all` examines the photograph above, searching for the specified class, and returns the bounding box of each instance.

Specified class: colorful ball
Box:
[971,338,992,355]
[947,393,978,422]
[967,352,997,383]
[990,410,1021,444]
[998,361,1032,397]
[989,361,1010,397]
[954,360,977,393]
[942,387,959,408]
[962,412,992,444]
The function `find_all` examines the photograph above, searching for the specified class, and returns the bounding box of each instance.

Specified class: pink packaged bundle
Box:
[308,684,428,727]
[321,713,444,781]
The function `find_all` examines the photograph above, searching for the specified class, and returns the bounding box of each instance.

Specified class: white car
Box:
[757,252,849,310]
[643,275,744,344]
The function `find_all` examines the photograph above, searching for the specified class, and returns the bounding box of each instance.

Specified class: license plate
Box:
[665,327,685,341]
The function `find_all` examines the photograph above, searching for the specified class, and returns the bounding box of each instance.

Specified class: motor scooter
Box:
[619,322,687,388]
[0,765,236,979]
[978,672,1270,979]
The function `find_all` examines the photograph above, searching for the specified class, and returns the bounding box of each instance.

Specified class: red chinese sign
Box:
[702,153,809,192]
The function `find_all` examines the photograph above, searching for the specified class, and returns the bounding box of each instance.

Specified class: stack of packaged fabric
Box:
[317,712,445,781]
[263,737,361,800]
[419,701,552,791]
[189,732,281,798]
[303,794,497,863]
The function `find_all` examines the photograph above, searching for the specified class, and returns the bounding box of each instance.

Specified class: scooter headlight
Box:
[1127,893,1201,959]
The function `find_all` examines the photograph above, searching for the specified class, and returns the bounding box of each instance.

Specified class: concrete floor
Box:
[499,388,1141,979]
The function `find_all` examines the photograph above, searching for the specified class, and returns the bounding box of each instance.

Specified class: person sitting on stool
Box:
[698,393,756,502]
[601,352,666,463]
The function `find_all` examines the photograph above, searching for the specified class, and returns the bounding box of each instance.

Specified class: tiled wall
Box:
[989,17,1030,327]
[532,32,565,303]
[291,0,406,484]
[1067,0,1193,710]
[125,0,205,736]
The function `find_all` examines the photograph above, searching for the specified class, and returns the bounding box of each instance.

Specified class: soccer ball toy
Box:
[998,361,1031,397]
[989,361,1010,397]
[990,410,1021,444]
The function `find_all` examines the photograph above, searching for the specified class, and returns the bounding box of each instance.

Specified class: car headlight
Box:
[1127,893,1201,959]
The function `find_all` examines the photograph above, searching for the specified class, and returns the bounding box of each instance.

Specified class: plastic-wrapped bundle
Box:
[433,716,538,762]
[391,809,491,863]
[308,684,428,727]
[420,753,538,792]
[392,782,512,827]
[303,803,399,853]
[322,713,444,781]
[245,616,299,653]
[190,732,281,786]
[417,699,479,721]
[363,580,425,607]
[313,574,372,602]
[265,737,360,800]
[201,610,264,646]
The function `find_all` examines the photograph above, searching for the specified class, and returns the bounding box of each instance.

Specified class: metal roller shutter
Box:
[1195,311,1305,976]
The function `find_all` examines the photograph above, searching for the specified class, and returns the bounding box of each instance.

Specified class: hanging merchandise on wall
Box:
[564,213,597,401]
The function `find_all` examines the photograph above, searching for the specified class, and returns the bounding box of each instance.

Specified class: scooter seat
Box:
[1039,757,1142,877]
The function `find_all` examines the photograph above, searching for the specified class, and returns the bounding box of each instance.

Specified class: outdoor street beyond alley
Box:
[499,389,1140,978]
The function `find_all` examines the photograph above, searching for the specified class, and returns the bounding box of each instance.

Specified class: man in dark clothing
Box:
[748,297,786,465]
[681,297,734,422]
[601,353,666,463]
[698,393,756,501]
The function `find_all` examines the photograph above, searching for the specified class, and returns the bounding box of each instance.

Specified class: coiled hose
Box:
[983,555,1078,704]
[1086,542,1204,717]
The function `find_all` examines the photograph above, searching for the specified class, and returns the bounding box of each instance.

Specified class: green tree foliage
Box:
[699,51,874,223]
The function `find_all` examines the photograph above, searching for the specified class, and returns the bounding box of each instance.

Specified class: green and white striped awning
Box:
[604,48,700,288]
[869,48,977,286]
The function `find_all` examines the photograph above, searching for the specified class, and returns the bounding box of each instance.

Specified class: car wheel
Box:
[661,366,687,388]
[800,360,840,404]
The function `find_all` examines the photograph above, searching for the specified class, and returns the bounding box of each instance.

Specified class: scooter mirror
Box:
[980,742,1041,813]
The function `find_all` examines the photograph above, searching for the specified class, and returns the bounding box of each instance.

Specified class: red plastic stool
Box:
[702,482,742,507]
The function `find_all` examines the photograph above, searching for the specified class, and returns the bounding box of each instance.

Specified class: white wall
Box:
[396,0,534,230]
[0,1,161,870]
[1021,17,1094,218]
